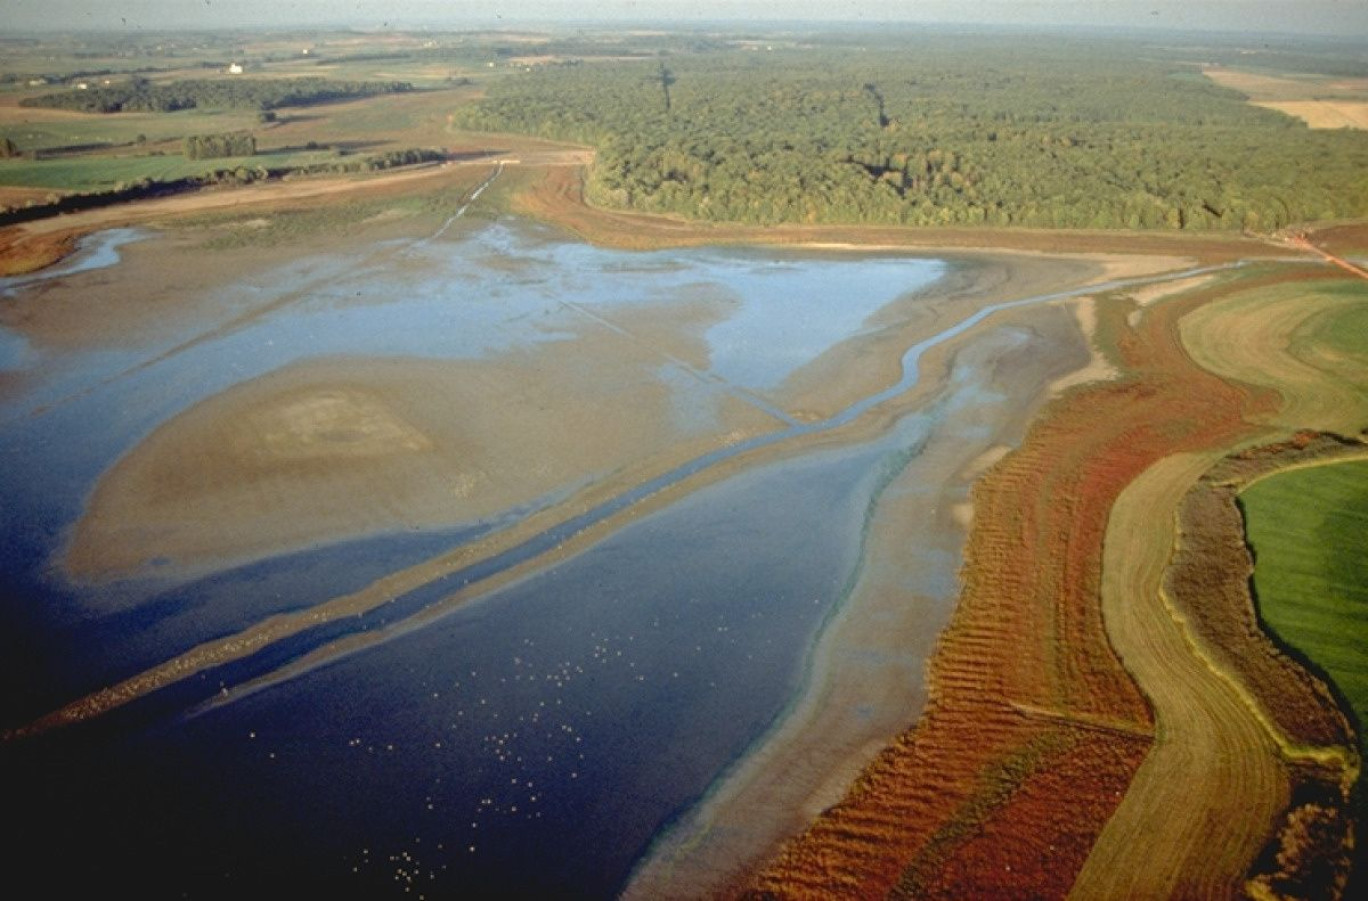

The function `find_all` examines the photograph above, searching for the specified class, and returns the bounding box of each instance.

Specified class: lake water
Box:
[0,219,1063,897]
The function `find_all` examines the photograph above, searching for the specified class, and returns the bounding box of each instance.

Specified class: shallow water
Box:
[0,230,148,368]
[0,218,1080,897]
[0,227,146,298]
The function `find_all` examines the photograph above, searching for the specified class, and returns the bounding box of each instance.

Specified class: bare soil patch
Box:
[0,227,77,276]
[1256,101,1368,130]
[1204,68,1320,100]
[1203,67,1368,129]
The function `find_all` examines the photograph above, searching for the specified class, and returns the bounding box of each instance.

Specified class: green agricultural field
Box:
[0,147,337,191]
[262,86,470,147]
[1,86,476,183]
[1241,459,1368,770]
[1295,299,1368,365]
[1,107,262,154]
[1179,277,1368,435]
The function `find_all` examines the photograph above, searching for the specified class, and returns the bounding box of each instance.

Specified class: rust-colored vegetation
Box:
[0,227,77,276]
[745,274,1291,898]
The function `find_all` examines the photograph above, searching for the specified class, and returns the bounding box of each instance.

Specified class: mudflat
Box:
[41,216,1145,589]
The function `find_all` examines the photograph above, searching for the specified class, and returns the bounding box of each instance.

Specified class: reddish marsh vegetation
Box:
[747,273,1293,898]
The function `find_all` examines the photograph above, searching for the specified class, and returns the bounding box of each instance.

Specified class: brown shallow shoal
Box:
[1,223,426,351]
[63,300,781,582]
[0,226,77,277]
[744,271,1287,897]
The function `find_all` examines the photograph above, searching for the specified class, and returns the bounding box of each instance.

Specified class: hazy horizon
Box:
[5,1,1368,38]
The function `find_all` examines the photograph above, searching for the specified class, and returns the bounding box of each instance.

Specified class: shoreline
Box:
[510,164,1287,263]
[0,159,1297,281]
[741,262,1279,898]
[625,301,1093,898]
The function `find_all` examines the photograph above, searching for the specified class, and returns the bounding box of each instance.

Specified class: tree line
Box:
[0,147,446,225]
[453,39,1368,231]
[21,77,412,114]
[183,132,256,160]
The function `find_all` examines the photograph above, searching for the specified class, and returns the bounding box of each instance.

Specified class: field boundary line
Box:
[1236,447,1368,494]
[1007,702,1153,739]
[1152,575,1356,770]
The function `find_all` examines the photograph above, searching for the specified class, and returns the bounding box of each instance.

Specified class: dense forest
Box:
[454,39,1368,230]
[21,77,412,114]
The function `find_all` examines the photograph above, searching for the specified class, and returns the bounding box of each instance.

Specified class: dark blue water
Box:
[0,520,496,726]
[2,437,894,898]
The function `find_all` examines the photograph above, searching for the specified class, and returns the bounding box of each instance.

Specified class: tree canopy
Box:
[183,131,255,160]
[454,38,1368,231]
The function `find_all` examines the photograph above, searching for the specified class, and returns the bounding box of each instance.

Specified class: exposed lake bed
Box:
[0,213,1185,896]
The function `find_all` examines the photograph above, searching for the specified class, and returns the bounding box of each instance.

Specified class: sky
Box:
[5,1,1368,37]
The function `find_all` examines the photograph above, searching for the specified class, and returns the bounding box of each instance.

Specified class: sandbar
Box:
[63,301,781,582]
